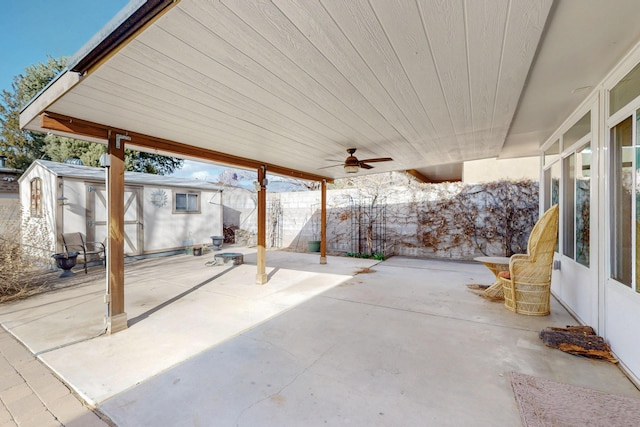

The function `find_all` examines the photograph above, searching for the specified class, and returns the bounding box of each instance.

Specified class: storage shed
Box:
[18,160,223,259]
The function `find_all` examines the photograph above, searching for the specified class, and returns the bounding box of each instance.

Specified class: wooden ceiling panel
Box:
[27,0,617,180]
[175,1,396,143]
[413,0,470,161]
[310,0,437,148]
[491,0,552,151]
[116,43,351,150]
[365,0,452,160]
[465,0,509,159]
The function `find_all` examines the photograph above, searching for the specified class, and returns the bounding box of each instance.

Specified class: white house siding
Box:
[540,39,640,385]
[463,156,540,183]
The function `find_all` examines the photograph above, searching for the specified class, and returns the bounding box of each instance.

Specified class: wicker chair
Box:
[61,232,106,274]
[497,205,559,316]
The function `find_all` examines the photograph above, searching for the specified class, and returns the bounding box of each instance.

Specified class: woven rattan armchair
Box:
[497,205,559,316]
[61,232,105,274]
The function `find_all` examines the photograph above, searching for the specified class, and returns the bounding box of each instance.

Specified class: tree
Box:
[43,136,183,175]
[1,56,183,175]
[42,136,105,166]
[0,56,67,171]
[124,150,183,175]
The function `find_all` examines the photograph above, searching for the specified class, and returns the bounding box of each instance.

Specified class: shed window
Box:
[30,178,42,217]
[174,192,199,213]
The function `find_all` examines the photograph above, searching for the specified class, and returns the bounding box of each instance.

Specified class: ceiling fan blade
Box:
[359,163,374,169]
[359,157,393,163]
[317,164,343,170]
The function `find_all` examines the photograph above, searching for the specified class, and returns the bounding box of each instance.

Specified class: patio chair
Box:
[61,232,106,274]
[497,205,559,316]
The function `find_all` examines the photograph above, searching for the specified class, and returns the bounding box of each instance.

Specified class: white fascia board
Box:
[19,71,82,132]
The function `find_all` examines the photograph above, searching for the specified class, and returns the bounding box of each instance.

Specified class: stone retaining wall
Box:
[225,178,539,260]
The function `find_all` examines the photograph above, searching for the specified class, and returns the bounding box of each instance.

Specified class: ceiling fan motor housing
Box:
[344,155,359,167]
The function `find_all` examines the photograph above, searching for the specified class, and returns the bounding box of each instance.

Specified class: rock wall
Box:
[222,179,539,260]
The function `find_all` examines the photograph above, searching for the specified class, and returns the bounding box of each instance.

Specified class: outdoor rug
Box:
[510,371,640,427]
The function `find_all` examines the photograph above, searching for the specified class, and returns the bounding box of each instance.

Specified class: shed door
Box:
[86,183,143,256]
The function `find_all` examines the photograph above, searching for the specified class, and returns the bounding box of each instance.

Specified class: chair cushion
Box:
[498,270,511,279]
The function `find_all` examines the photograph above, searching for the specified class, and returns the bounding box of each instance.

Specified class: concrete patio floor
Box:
[1,250,639,426]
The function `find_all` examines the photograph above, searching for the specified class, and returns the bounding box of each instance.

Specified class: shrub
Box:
[0,210,50,303]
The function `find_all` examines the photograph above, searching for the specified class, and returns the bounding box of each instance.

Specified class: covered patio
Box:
[20,0,640,337]
[11,1,640,422]
[1,253,638,425]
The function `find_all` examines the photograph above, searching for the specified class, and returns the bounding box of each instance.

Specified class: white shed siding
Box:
[18,164,58,259]
[142,186,223,252]
[18,160,224,258]
[60,178,92,242]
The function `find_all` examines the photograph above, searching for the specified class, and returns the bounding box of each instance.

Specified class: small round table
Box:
[474,256,511,298]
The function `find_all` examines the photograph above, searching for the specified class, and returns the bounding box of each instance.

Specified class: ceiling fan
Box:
[321,148,393,173]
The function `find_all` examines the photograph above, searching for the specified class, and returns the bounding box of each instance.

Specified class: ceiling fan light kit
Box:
[344,148,360,173]
[322,148,393,174]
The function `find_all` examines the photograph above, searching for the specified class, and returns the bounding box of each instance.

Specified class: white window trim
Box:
[172,190,201,214]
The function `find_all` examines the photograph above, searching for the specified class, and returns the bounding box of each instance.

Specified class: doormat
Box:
[510,372,640,427]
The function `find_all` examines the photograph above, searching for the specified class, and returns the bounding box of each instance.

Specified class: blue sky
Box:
[1,0,129,94]
[0,0,245,182]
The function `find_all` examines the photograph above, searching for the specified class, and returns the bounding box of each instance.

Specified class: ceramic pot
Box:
[52,251,79,278]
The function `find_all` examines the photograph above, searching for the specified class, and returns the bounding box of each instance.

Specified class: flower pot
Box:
[308,240,321,252]
[210,235,224,251]
[52,251,79,278]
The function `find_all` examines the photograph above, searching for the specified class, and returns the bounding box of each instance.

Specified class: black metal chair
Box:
[61,232,105,274]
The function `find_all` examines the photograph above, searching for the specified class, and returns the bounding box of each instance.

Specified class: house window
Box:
[610,116,633,288]
[30,178,42,217]
[564,112,591,147]
[561,137,593,268]
[544,140,560,166]
[575,144,591,267]
[561,144,591,267]
[173,191,199,213]
[550,162,560,207]
[610,62,640,115]
[562,153,575,259]
[543,158,561,253]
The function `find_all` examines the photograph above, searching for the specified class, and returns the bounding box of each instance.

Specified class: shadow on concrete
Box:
[128,266,238,327]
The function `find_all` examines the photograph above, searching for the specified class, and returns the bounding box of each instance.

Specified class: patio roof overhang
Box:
[20,1,640,181]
